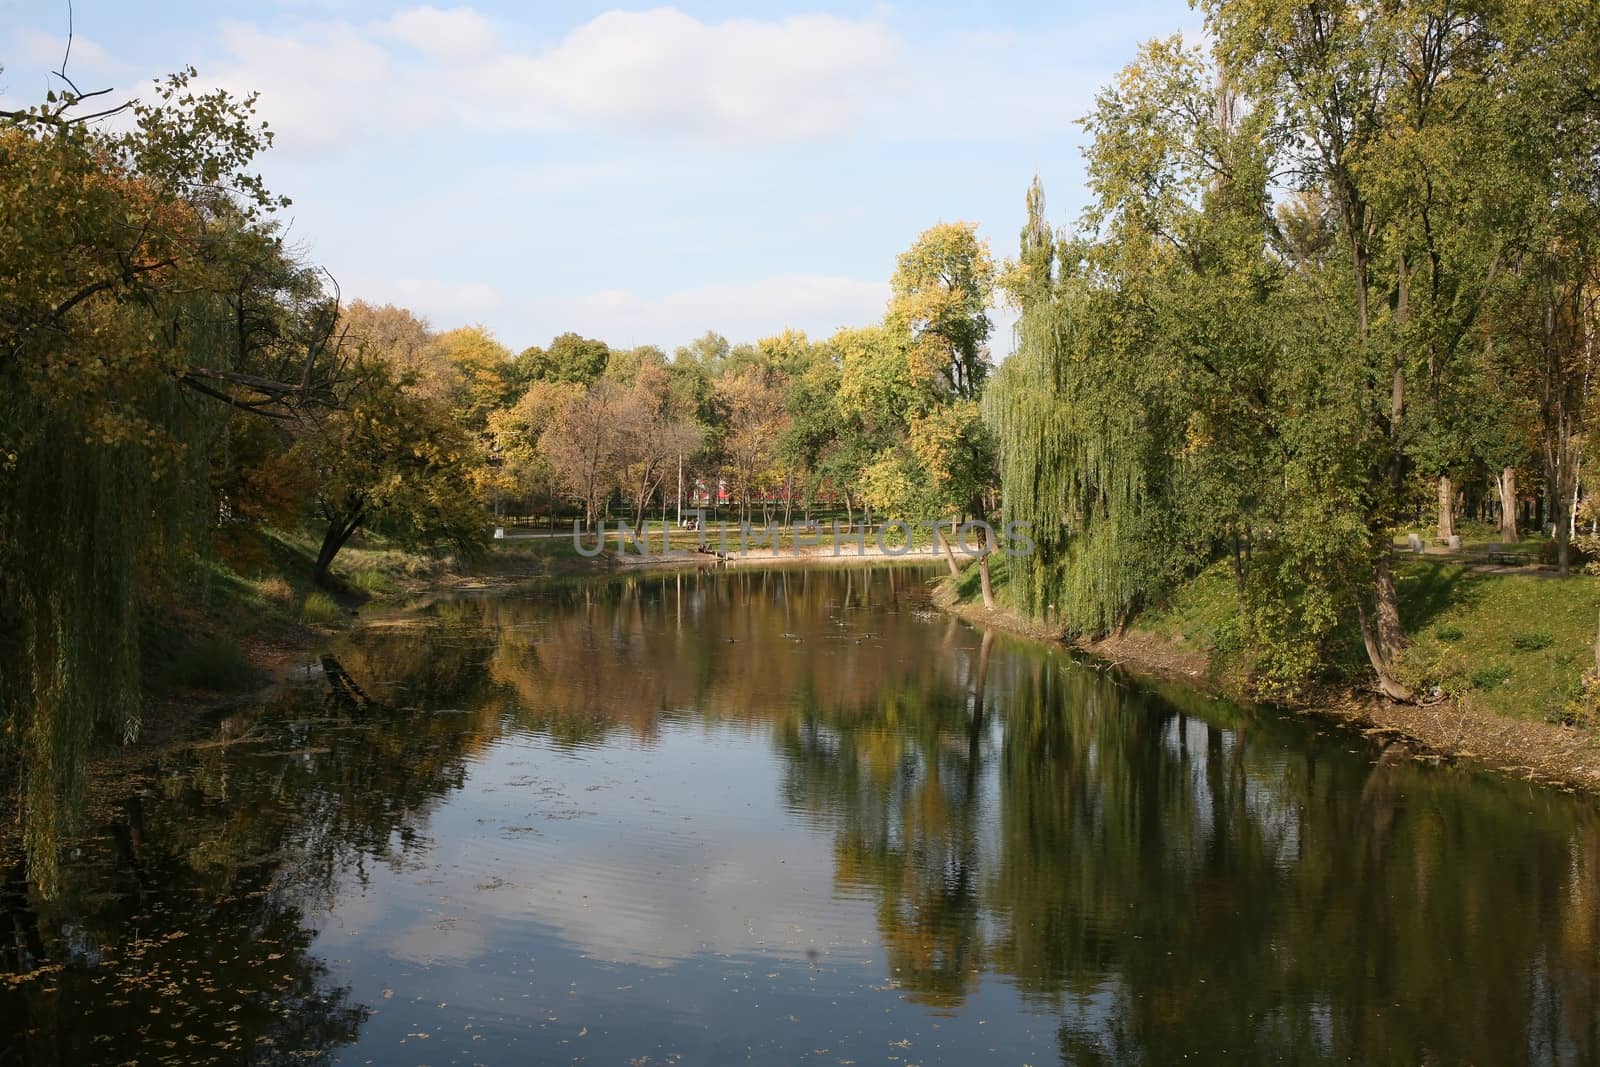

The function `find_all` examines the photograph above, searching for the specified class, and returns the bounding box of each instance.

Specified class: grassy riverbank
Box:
[138,528,610,710]
[939,554,1600,794]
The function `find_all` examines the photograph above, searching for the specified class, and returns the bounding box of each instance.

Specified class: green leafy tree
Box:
[1204,0,1530,697]
[518,332,610,385]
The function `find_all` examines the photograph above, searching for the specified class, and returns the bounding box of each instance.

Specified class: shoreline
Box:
[933,576,1600,797]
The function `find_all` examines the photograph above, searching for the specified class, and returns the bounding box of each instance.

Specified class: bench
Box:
[1487,551,1531,566]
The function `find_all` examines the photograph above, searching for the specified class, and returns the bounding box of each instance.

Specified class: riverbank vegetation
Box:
[986,1,1600,710]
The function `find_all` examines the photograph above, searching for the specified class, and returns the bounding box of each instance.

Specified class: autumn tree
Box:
[888,222,996,402]
[488,379,583,521]
[613,361,704,524]
[717,367,790,524]
[301,361,488,584]
[542,379,629,528]
[340,302,455,404]
[438,326,517,430]
[846,224,1000,576]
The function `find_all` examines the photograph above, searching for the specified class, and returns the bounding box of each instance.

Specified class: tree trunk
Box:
[314,511,364,586]
[938,518,962,578]
[1229,524,1248,611]
[1573,472,1582,541]
[1437,474,1454,542]
[1555,472,1574,577]
[1498,467,1518,543]
[978,522,996,609]
[1355,553,1412,701]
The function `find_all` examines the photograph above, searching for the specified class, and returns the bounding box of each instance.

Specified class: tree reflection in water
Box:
[1,566,1597,1064]
[461,568,1600,1061]
[0,636,500,1064]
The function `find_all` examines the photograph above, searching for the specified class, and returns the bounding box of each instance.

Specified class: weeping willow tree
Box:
[1,71,339,891]
[986,175,1169,634]
[985,275,1167,636]
[0,303,232,889]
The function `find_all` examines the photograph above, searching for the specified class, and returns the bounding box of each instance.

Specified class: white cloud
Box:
[191,6,903,154]
[12,5,1178,157]
[203,22,419,153]
[467,9,898,142]
[155,4,1159,158]
[383,5,495,61]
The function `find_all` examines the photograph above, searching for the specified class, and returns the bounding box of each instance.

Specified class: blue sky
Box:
[2,0,1199,354]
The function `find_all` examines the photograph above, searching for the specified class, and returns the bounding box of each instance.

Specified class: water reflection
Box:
[3,566,1599,1064]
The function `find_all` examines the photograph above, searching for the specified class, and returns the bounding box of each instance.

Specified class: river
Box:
[3,566,1598,1064]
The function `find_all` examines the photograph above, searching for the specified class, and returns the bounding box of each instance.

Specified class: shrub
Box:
[1510,629,1554,652]
[300,591,343,624]
[1435,623,1464,642]
[1558,676,1600,728]
[1210,613,1246,655]
[175,636,258,692]
[255,576,294,604]
[1469,663,1512,690]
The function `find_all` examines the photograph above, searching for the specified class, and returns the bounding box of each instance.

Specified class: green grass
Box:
[1469,663,1514,691]
[1510,628,1555,651]
[349,567,399,595]
[138,525,461,706]
[949,551,1016,611]
[259,526,447,594]
[1392,518,1556,557]
[1389,561,1598,721]
[962,550,1599,724]
[300,591,343,624]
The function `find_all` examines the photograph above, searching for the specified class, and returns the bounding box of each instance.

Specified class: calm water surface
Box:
[4,566,1600,1065]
